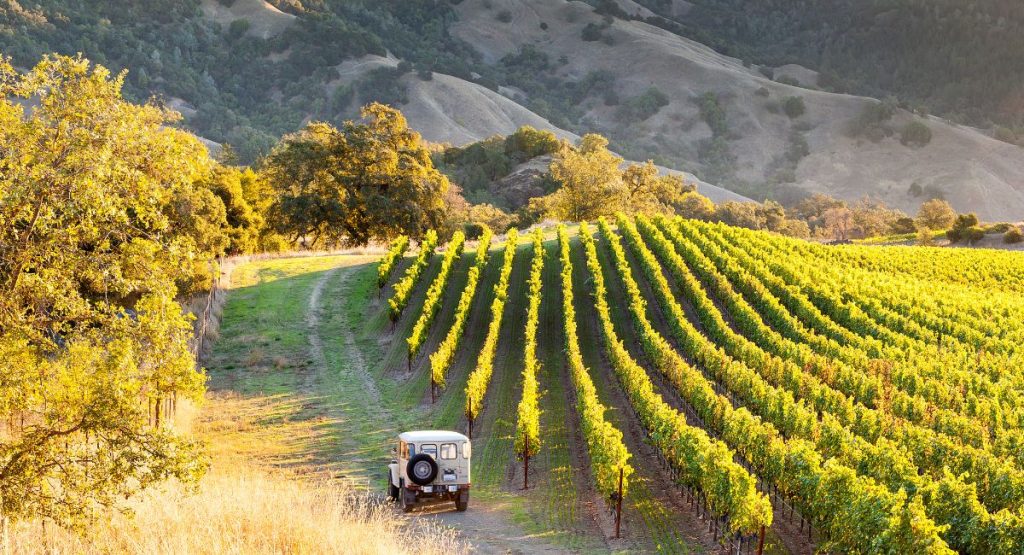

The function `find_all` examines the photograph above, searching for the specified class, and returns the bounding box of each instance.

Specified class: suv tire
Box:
[386,471,399,500]
[401,486,415,513]
[455,490,470,512]
[406,453,438,486]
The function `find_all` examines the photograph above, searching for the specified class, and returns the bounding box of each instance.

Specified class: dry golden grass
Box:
[5,254,470,554]
[9,467,467,555]
[244,346,265,368]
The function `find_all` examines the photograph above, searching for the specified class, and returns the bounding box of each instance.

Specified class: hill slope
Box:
[199,0,295,39]
[448,0,1024,220]
[331,55,747,204]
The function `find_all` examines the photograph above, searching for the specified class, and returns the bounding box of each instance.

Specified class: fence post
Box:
[615,467,623,539]
[523,435,529,490]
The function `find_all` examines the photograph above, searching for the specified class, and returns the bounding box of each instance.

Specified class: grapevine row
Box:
[514,229,544,464]
[725,227,1016,393]
[464,229,518,427]
[696,221,1022,439]
[388,229,438,322]
[429,228,493,390]
[407,231,466,362]
[377,235,410,290]
[724,225,1024,438]
[556,225,633,503]
[759,230,1021,354]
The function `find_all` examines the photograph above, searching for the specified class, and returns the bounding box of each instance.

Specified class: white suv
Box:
[387,430,471,512]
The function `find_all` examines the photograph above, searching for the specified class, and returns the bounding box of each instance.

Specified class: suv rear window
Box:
[440,443,457,460]
[420,443,437,458]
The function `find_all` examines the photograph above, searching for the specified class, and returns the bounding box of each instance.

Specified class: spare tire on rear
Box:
[407,453,438,486]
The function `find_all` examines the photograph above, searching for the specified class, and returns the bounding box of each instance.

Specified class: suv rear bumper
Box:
[405,483,470,501]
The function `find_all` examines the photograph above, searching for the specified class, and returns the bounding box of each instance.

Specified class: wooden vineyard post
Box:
[467,396,473,439]
[430,380,435,404]
[523,435,529,490]
[756,525,766,555]
[615,467,624,539]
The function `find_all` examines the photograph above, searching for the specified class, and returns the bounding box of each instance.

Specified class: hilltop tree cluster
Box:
[529,134,694,221]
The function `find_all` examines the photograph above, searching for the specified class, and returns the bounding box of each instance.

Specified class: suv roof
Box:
[398,430,469,443]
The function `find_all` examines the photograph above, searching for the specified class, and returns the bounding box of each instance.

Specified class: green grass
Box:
[852,229,945,245]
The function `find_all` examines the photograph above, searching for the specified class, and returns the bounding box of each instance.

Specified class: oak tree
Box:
[263,103,450,247]
[0,55,210,528]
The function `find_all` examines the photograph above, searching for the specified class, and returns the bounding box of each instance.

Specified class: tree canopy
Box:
[0,54,212,527]
[534,134,693,222]
[263,103,450,247]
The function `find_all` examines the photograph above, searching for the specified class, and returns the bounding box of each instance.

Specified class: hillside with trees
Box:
[3,0,1024,220]
[631,0,1024,131]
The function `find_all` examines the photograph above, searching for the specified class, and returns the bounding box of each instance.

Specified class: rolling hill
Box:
[5,0,1023,218]
[447,0,1024,220]
[199,0,295,39]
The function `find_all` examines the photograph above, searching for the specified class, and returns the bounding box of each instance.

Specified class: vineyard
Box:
[376,217,1024,554]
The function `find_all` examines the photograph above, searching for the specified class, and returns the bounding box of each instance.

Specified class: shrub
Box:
[965,225,986,244]
[617,87,669,121]
[776,218,811,238]
[916,228,936,246]
[785,132,810,163]
[505,126,560,161]
[783,96,806,119]
[677,192,715,221]
[994,126,1017,144]
[985,222,1012,234]
[901,120,933,147]
[847,99,897,139]
[1004,227,1023,244]
[946,213,979,242]
[755,87,770,97]
[228,19,251,40]
[496,10,512,23]
[891,217,916,234]
[915,199,956,230]
[581,23,603,41]
[697,92,728,136]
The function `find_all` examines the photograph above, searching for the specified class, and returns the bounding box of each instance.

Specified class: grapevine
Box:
[388,230,438,322]
[429,228,493,390]
[464,229,519,426]
[406,231,466,362]
[377,235,410,290]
